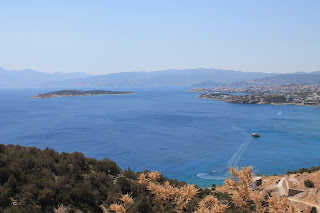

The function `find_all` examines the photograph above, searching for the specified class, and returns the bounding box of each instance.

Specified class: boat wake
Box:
[232,126,248,136]
[197,125,255,181]
[196,172,226,180]
[227,137,252,168]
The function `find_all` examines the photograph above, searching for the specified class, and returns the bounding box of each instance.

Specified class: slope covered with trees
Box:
[0,144,297,213]
[0,144,230,212]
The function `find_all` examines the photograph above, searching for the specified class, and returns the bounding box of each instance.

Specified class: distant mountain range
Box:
[229,72,320,87]
[0,67,319,87]
[0,67,275,87]
[0,67,91,87]
[43,68,277,87]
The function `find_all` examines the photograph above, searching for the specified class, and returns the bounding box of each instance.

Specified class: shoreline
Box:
[200,96,319,107]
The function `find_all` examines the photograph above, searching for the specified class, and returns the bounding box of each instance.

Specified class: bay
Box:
[0,87,319,188]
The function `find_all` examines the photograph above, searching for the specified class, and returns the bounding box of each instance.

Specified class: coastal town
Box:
[190,85,320,105]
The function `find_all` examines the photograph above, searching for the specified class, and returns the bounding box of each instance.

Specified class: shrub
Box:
[311,206,317,213]
[211,184,216,190]
[305,179,315,188]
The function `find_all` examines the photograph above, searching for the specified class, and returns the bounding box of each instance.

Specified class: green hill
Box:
[0,144,232,213]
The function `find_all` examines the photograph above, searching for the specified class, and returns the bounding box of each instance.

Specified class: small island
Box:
[32,89,134,98]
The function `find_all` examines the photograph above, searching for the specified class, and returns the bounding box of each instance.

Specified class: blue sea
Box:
[0,87,320,188]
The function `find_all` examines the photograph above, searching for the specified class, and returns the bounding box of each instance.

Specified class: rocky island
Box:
[32,89,134,98]
[192,85,320,106]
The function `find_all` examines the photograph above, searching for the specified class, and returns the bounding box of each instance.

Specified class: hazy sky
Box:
[1,0,319,74]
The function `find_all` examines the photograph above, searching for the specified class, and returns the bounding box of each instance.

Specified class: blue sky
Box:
[0,0,319,74]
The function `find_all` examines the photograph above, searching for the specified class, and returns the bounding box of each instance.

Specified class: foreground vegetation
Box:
[0,144,298,212]
[0,144,227,212]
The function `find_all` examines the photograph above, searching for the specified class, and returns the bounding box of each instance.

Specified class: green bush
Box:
[0,144,121,212]
[311,206,317,213]
[304,179,315,188]
[287,166,320,175]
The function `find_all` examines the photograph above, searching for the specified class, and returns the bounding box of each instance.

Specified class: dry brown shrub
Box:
[174,184,199,213]
[139,171,200,213]
[226,166,295,213]
[193,195,227,213]
[252,191,266,213]
[163,181,178,201]
[120,194,133,209]
[225,166,253,212]
[107,194,134,213]
[109,203,126,213]
[147,181,170,212]
[137,167,296,213]
[149,171,161,182]
[140,171,227,213]
[267,193,290,213]
[138,173,147,186]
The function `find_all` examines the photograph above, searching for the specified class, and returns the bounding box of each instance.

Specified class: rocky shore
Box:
[32,89,134,98]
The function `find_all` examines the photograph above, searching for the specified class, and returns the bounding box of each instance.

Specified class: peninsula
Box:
[32,89,134,98]
[191,85,320,106]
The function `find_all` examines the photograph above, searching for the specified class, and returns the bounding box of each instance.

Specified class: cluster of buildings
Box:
[194,85,320,106]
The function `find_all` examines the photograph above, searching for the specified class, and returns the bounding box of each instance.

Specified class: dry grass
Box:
[138,171,230,213]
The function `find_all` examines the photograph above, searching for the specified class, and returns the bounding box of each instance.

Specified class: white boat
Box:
[212,170,216,174]
[251,133,260,137]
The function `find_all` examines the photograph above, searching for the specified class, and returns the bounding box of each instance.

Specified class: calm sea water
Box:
[0,87,320,188]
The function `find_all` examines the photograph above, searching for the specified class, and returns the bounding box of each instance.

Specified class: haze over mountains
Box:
[0,67,320,88]
[43,68,277,87]
[229,72,320,87]
[0,67,274,87]
[0,67,91,87]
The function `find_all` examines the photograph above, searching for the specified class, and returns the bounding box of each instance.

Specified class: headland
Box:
[190,85,320,106]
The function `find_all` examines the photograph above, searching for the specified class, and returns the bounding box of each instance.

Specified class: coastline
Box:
[200,95,319,107]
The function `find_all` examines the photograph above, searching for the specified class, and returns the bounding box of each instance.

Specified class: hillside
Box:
[230,73,320,87]
[0,67,275,87]
[6,67,320,87]
[0,144,234,213]
[1,144,316,212]
[217,167,320,212]
[46,68,274,87]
